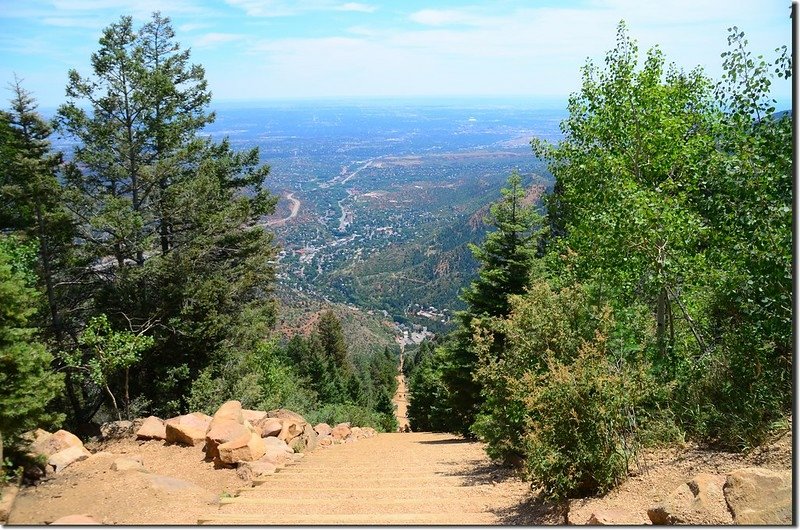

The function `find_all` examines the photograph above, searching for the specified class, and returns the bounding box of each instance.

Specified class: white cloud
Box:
[408,9,487,26]
[192,32,247,49]
[336,3,376,13]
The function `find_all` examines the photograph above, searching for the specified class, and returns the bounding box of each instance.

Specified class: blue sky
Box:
[0,0,793,108]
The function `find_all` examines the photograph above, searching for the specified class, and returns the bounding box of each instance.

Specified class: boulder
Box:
[165,422,206,446]
[648,473,731,525]
[318,436,333,447]
[166,413,211,432]
[136,416,167,440]
[51,514,100,525]
[331,423,351,441]
[255,417,283,438]
[99,420,134,440]
[218,432,267,465]
[242,409,268,424]
[265,408,307,423]
[277,419,305,444]
[110,455,145,472]
[31,430,84,457]
[314,423,332,437]
[237,460,277,481]
[47,446,90,474]
[724,467,792,525]
[350,426,364,439]
[205,421,251,461]
[300,422,318,452]
[211,401,243,424]
[264,436,292,451]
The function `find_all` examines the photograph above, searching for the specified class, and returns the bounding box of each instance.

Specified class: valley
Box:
[203,101,562,342]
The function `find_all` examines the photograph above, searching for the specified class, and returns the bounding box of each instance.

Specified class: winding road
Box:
[266,192,301,227]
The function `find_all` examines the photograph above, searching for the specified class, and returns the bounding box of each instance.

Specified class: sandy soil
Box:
[5,417,791,525]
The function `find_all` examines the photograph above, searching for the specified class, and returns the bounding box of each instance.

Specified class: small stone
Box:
[111,456,145,472]
[165,422,206,446]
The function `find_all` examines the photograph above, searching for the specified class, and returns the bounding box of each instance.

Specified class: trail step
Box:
[198,512,500,525]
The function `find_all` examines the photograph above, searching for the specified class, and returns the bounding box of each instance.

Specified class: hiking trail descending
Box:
[393,345,410,432]
[198,432,539,525]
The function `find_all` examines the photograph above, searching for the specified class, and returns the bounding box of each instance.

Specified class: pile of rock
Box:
[131,401,365,481]
[22,401,380,483]
[23,429,92,475]
[313,422,377,447]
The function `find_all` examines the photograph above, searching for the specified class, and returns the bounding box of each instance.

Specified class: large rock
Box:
[242,409,268,424]
[237,460,277,481]
[265,408,307,422]
[206,421,252,461]
[51,514,101,525]
[212,401,243,424]
[724,467,792,525]
[99,420,134,440]
[165,422,206,446]
[31,430,83,457]
[350,426,364,439]
[300,422,318,452]
[314,423,332,437]
[255,417,283,438]
[331,423,351,441]
[47,446,90,474]
[277,419,305,444]
[136,416,167,441]
[648,473,731,525]
[218,432,267,465]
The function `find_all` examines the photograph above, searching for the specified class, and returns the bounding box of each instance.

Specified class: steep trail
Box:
[198,432,536,525]
[393,343,410,432]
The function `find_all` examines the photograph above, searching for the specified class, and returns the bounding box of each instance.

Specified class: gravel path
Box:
[198,432,551,525]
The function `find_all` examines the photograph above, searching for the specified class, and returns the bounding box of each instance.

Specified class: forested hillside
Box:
[0,13,397,469]
[406,23,791,500]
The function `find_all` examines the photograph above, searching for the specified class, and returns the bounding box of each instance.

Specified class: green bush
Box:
[523,342,655,500]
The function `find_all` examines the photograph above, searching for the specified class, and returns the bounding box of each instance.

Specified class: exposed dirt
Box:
[5,421,791,525]
[7,438,247,525]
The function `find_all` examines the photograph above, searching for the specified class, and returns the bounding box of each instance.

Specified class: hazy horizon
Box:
[0,0,791,109]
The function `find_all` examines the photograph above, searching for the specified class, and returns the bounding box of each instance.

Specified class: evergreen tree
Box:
[1,80,74,348]
[440,171,542,436]
[54,13,277,417]
[0,235,64,464]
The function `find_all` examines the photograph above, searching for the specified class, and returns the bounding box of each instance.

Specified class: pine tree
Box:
[54,13,277,416]
[0,235,64,464]
[441,171,542,435]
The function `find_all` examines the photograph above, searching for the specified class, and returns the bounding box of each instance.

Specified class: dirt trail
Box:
[199,432,547,525]
[393,346,410,432]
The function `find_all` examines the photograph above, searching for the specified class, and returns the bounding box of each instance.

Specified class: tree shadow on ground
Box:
[442,460,565,524]
[415,438,473,445]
